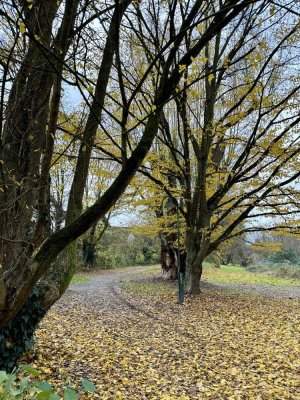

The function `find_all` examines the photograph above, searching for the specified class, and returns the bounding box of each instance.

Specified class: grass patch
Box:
[71,275,89,284]
[124,263,300,296]
[123,266,169,295]
[202,263,300,286]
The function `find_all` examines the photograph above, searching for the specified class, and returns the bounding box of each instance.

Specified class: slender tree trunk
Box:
[82,224,97,267]
[82,217,110,268]
[61,0,132,278]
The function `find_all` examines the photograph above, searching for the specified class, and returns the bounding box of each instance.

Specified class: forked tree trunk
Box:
[0,0,81,371]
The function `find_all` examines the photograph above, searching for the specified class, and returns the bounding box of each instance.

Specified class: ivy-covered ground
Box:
[27,266,300,399]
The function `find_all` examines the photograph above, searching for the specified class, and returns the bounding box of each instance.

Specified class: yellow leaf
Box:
[208,73,214,83]
[19,22,26,35]
[270,6,276,16]
[87,85,94,94]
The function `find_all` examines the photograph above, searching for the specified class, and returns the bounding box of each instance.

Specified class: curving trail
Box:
[65,266,300,309]
[32,266,300,399]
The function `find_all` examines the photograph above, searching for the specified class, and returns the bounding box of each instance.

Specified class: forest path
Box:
[65,266,300,309]
[58,266,153,315]
[34,266,300,399]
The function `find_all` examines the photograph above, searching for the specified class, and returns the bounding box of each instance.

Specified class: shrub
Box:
[273,264,300,280]
[269,249,299,264]
[0,365,96,400]
[246,261,300,280]
[88,228,160,270]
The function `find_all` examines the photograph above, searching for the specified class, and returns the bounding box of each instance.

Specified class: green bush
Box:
[135,253,145,264]
[269,249,299,264]
[88,228,160,270]
[0,365,96,400]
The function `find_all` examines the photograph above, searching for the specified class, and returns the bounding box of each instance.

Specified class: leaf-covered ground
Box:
[28,267,300,399]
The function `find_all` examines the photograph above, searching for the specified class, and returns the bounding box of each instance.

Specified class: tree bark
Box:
[0,0,60,268]
[185,262,202,295]
[185,231,201,295]
[0,0,81,371]
[160,234,177,280]
[0,267,6,311]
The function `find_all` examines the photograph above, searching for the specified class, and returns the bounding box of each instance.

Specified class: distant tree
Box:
[133,1,300,293]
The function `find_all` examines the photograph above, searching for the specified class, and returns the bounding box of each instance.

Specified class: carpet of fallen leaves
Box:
[28,272,300,400]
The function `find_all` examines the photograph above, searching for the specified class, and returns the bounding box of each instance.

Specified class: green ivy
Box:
[0,290,46,372]
[0,365,97,399]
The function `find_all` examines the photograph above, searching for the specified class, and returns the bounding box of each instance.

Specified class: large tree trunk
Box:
[0,0,60,268]
[185,261,203,295]
[184,224,210,295]
[185,231,202,295]
[0,0,81,371]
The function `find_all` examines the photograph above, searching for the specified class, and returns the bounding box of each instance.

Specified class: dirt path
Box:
[59,266,152,313]
[62,267,300,313]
